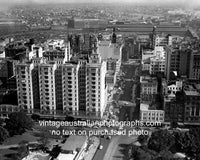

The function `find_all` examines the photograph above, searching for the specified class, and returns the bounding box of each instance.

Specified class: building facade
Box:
[140,76,158,103]
[140,103,165,123]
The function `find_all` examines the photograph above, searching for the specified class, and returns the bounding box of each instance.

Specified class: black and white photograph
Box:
[0,0,200,159]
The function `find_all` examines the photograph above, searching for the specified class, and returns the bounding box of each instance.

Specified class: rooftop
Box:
[56,152,77,160]
[22,151,50,160]
[140,76,157,84]
[184,90,200,96]
[140,103,149,111]
[106,72,115,76]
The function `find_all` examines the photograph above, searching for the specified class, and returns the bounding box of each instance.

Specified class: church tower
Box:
[111,27,117,44]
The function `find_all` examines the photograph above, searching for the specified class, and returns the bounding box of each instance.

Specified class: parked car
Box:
[99,145,103,150]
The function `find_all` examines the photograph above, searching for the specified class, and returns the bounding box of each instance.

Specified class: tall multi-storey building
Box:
[165,45,200,81]
[78,59,87,115]
[140,76,158,103]
[31,58,43,113]
[150,57,165,75]
[189,51,200,80]
[106,58,117,87]
[141,46,165,75]
[150,26,172,49]
[142,49,155,62]
[16,62,34,113]
[62,63,80,116]
[163,82,200,125]
[164,92,185,123]
[96,35,123,89]
[15,52,107,119]
[154,34,172,47]
[38,62,57,115]
[149,46,166,75]
[55,64,63,115]
[165,46,180,80]
[86,52,107,118]
[150,26,157,49]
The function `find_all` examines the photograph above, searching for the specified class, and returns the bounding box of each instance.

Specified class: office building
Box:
[189,51,200,80]
[183,85,200,124]
[86,52,107,117]
[140,76,158,103]
[163,92,185,123]
[149,46,166,75]
[165,44,200,81]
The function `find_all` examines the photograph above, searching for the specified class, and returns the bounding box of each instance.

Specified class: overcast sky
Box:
[0,0,198,6]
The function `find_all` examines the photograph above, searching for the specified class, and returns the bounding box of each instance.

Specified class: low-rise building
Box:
[140,103,165,123]
[167,80,183,94]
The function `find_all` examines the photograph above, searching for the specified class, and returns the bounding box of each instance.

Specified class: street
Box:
[103,135,138,160]
[94,61,141,160]
[93,138,111,160]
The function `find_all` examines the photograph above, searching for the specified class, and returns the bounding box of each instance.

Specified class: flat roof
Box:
[56,152,77,160]
[106,70,115,76]
[140,103,149,111]
[184,90,200,96]
[22,152,50,160]
[140,76,157,83]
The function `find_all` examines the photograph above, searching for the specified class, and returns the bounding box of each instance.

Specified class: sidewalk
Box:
[84,136,100,160]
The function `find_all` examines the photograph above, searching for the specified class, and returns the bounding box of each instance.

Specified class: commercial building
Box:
[163,82,200,125]
[150,57,165,75]
[183,85,200,124]
[149,46,166,75]
[154,33,173,47]
[38,62,57,115]
[163,92,185,123]
[141,46,166,75]
[165,44,200,81]
[188,51,200,80]
[142,49,155,62]
[140,76,158,103]
[140,103,165,123]
[86,52,107,118]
